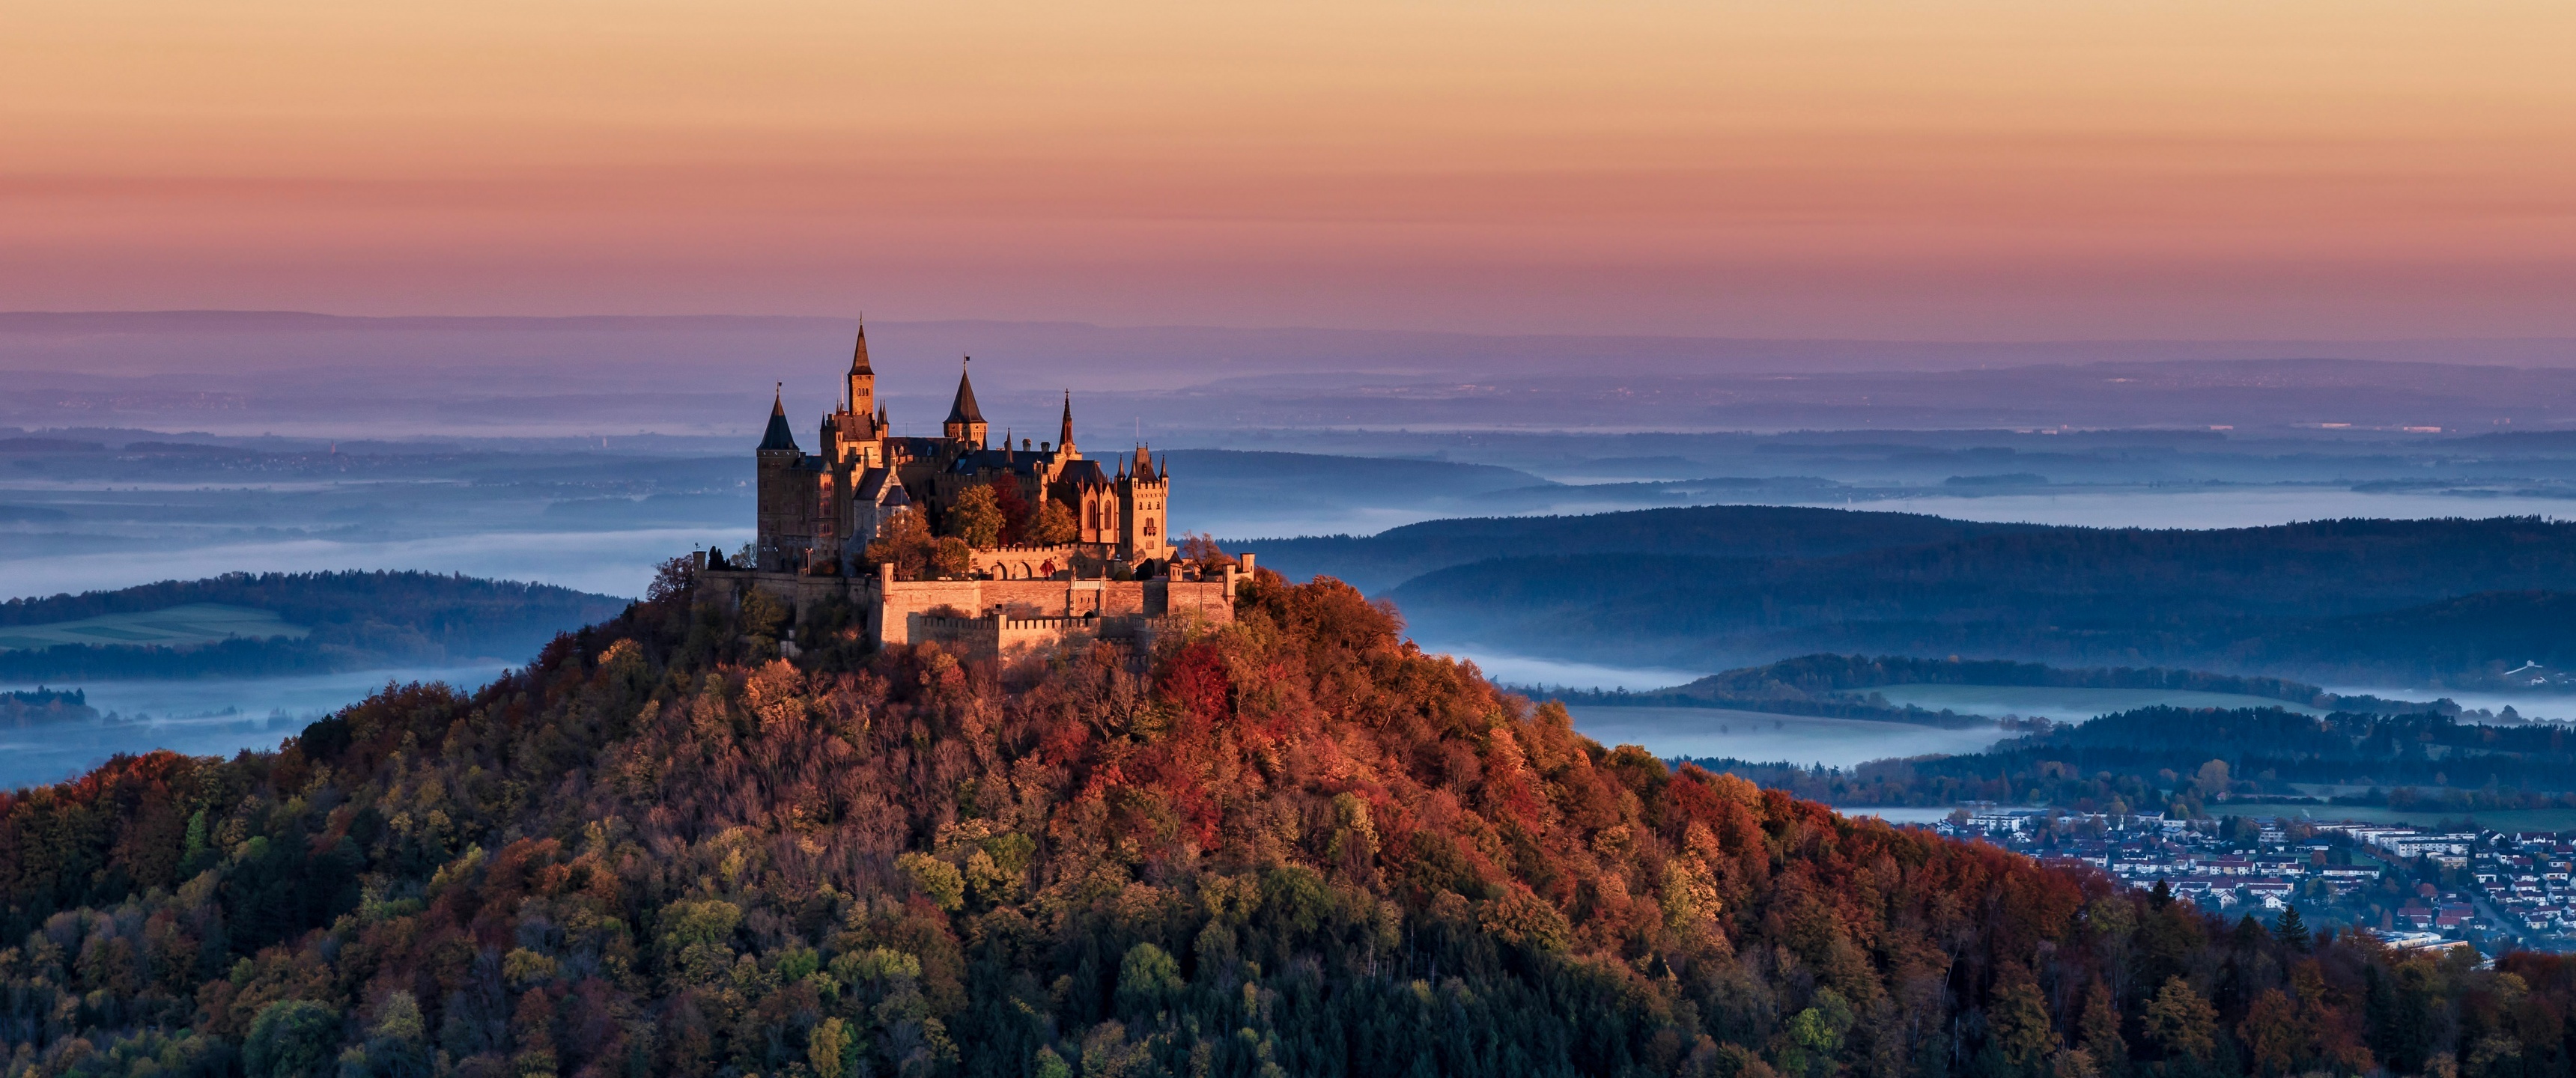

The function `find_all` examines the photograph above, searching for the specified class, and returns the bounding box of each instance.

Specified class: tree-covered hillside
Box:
[4,565,2574,1077]
[0,572,628,680]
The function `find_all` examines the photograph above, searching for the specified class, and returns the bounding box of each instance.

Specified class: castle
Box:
[700,324,1248,652]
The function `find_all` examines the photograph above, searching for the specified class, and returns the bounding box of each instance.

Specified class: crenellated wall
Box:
[700,551,1250,653]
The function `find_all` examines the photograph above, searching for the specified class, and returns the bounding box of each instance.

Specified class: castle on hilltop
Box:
[701,323,1248,653]
[752,322,1176,576]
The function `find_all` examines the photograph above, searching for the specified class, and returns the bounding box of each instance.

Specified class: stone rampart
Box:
[700,551,1251,651]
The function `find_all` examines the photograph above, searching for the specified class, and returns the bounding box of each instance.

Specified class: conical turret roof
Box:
[946,358,985,424]
[848,321,873,375]
[759,387,801,451]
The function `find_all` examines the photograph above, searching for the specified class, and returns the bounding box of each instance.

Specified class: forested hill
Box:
[1707,703,2576,816]
[1239,503,2035,594]
[0,571,627,680]
[1668,655,2328,706]
[4,564,2572,1077]
[1526,655,2336,727]
[1370,514,2576,685]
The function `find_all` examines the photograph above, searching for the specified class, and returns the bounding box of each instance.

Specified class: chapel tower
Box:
[942,359,988,448]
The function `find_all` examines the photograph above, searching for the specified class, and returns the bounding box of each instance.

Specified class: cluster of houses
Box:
[1937,809,2372,911]
[1931,808,2576,953]
[2464,832,2576,934]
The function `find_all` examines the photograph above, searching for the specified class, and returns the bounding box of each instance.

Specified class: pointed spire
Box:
[848,319,873,374]
[759,383,801,452]
[1059,390,1075,449]
[945,355,985,424]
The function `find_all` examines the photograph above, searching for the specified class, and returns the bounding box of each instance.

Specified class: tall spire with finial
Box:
[759,382,801,452]
[943,354,988,446]
[844,318,877,424]
[1059,390,1075,451]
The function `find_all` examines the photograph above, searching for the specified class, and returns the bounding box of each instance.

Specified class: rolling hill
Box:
[1251,508,2576,686]
[0,571,628,680]
[0,563,2563,1077]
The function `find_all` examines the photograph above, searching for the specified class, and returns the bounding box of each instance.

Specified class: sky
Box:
[5,1,2573,339]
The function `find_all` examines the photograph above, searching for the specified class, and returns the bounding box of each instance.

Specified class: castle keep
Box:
[702,326,1246,651]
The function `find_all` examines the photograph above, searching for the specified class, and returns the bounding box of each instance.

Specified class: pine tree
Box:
[2270,907,2310,953]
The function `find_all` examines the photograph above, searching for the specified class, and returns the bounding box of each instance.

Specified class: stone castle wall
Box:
[699,552,1249,654]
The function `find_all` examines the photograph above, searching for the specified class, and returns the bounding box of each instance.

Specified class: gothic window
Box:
[1143,518,1158,537]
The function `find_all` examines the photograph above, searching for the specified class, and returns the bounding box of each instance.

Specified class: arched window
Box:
[1087,502,1099,529]
[1143,518,1157,537]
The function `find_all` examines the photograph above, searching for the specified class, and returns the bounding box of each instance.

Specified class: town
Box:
[1931,808,2576,960]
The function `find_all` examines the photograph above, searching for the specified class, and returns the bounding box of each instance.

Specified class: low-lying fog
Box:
[1564,705,2014,770]
[0,664,511,789]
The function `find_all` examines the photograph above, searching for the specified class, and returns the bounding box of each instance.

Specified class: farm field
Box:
[0,603,306,651]
[2209,802,2576,832]
[1855,683,2327,722]
[1566,704,2010,769]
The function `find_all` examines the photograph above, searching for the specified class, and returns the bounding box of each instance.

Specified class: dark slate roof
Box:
[857,466,905,502]
[848,323,873,374]
[758,394,801,452]
[1056,459,1112,487]
[948,448,1039,477]
[946,364,985,424]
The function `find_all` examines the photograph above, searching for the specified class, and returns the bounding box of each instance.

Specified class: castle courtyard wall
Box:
[703,559,1244,651]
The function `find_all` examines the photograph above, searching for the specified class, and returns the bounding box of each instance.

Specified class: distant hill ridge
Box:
[1511,654,2375,728]
[1281,508,2576,685]
[0,570,627,680]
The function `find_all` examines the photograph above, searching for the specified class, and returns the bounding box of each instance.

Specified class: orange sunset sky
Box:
[4,1,2572,338]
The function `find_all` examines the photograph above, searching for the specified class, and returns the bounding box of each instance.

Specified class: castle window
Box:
[1143,518,1157,537]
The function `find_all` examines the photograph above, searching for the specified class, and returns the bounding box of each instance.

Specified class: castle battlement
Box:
[698,552,1252,654]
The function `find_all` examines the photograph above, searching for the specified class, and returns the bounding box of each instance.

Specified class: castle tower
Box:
[845,322,876,421]
[1058,391,1075,454]
[755,386,806,571]
[1119,445,1171,561]
[943,356,988,447]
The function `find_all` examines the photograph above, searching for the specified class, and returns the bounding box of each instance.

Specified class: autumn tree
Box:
[2237,988,2304,1077]
[987,477,1031,543]
[864,510,939,580]
[945,483,1005,548]
[933,536,972,578]
[2077,978,2129,1078]
[2142,977,2218,1072]
[1179,531,1234,568]
[1029,499,1078,546]
[1986,966,2059,1078]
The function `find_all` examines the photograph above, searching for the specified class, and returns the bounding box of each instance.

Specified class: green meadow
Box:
[0,603,306,651]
